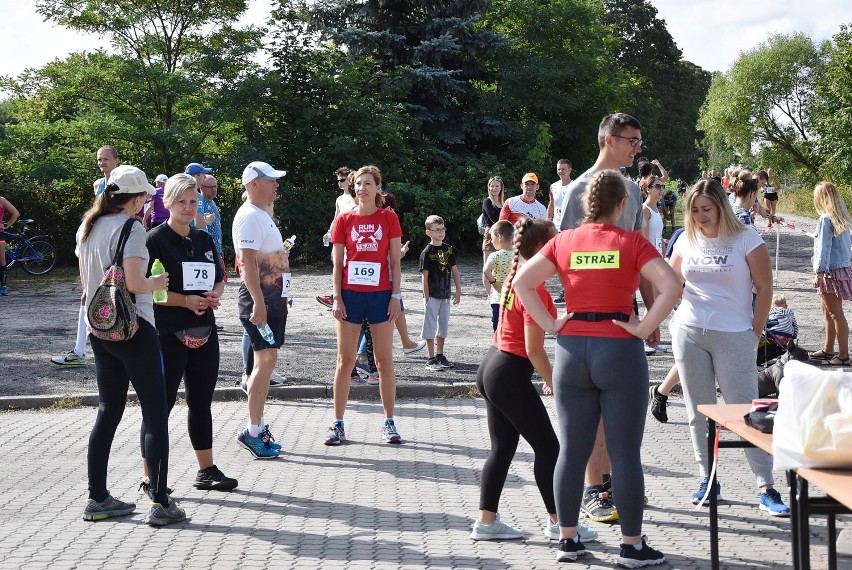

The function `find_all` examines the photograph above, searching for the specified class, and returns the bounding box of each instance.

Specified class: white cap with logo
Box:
[108,165,156,195]
[242,161,287,186]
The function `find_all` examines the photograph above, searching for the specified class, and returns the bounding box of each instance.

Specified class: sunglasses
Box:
[337,178,348,183]
[652,183,665,190]
[183,236,194,258]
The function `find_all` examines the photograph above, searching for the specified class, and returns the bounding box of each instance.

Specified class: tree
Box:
[22,0,264,172]
[310,0,504,161]
[814,25,852,185]
[481,0,627,173]
[602,0,711,180]
[698,32,822,179]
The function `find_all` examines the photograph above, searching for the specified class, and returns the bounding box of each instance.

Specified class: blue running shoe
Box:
[324,421,345,446]
[382,419,402,444]
[82,495,135,521]
[691,479,722,505]
[235,428,279,459]
[261,424,282,451]
[759,488,790,517]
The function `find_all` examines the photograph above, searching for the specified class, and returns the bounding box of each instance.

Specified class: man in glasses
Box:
[554,113,659,525]
[318,167,355,308]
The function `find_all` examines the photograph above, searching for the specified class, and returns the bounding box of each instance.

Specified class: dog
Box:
[757,338,810,397]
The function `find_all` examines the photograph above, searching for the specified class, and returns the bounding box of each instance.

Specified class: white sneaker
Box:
[403,339,427,354]
[269,371,286,386]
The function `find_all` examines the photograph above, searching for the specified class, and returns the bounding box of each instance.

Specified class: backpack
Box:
[87,218,139,341]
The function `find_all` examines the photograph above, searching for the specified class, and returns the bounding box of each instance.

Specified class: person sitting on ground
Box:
[470,218,598,545]
[765,293,798,348]
[482,220,514,332]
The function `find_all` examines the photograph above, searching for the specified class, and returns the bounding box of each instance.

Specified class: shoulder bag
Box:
[87,218,140,341]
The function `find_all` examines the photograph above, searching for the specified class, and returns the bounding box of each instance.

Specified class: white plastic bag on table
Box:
[773,360,852,470]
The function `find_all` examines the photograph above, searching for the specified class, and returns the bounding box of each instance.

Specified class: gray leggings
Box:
[552,335,648,537]
[671,321,774,487]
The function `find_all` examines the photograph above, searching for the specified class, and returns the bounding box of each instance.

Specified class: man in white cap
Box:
[232,161,289,459]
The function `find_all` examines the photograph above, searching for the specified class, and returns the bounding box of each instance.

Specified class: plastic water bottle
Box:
[151,259,168,304]
[284,235,296,251]
[257,323,275,344]
[322,231,331,247]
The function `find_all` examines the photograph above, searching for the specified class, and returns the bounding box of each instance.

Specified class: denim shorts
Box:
[342,289,392,325]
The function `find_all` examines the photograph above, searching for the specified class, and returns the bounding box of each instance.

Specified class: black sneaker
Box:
[139,479,174,500]
[555,537,586,562]
[617,537,666,568]
[426,357,443,371]
[649,384,668,423]
[193,465,238,491]
[436,354,454,369]
[554,293,565,304]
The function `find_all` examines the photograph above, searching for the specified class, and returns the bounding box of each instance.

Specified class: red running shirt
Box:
[492,282,556,359]
[540,224,660,338]
[332,208,402,292]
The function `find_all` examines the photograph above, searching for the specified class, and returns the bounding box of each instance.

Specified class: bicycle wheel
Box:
[20,237,58,275]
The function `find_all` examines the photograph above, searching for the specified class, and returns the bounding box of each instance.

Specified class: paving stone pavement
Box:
[0,394,844,569]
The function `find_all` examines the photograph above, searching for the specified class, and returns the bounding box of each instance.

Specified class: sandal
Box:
[828,356,851,366]
[809,349,835,360]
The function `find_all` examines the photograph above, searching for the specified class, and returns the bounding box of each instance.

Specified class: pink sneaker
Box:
[366,373,380,385]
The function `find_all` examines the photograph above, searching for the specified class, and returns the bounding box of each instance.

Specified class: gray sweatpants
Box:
[552,335,648,537]
[670,320,774,487]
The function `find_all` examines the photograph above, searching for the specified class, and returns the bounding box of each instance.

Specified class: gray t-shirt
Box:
[76,214,154,328]
[557,167,644,232]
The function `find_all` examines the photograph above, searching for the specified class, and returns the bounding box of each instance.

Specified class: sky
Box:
[1,1,851,78]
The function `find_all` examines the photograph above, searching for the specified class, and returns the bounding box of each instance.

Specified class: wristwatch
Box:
[391,293,403,300]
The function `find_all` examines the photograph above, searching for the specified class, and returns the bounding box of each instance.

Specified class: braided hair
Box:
[497,218,557,341]
[582,169,628,224]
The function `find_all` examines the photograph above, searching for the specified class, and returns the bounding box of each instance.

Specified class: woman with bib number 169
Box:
[326,165,403,446]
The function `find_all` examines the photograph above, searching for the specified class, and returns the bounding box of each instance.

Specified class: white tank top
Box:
[644,204,663,253]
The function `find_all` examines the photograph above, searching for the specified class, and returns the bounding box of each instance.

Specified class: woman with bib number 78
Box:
[325,165,403,446]
[144,173,237,492]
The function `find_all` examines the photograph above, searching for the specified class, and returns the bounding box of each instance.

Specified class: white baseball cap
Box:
[242,161,287,186]
[155,173,168,184]
[108,165,156,195]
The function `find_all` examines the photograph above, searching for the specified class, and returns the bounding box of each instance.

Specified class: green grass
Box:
[7,265,79,293]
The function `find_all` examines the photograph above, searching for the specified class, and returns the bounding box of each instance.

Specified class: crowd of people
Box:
[5,110,844,563]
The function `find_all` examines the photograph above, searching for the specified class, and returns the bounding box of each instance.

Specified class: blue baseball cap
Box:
[185,162,212,175]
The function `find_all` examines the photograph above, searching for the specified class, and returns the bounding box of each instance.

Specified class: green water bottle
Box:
[151,259,168,304]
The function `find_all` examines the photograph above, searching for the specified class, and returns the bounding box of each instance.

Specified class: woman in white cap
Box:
[76,165,186,526]
[144,173,170,230]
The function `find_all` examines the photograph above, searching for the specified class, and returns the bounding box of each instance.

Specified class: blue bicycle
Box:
[2,219,58,275]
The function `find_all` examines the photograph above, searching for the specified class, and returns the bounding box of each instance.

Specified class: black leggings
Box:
[475,346,559,514]
[156,328,219,451]
[88,319,169,500]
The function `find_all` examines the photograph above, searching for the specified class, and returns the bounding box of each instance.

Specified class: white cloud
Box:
[649,0,852,72]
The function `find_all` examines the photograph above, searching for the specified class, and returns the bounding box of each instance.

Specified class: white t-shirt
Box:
[76,214,154,328]
[549,181,571,224]
[644,205,664,253]
[673,227,764,331]
[232,201,290,318]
